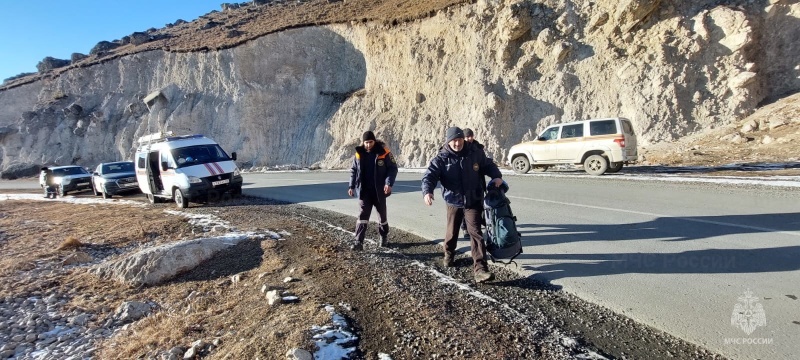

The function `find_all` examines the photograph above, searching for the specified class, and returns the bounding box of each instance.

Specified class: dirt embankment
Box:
[0,192,723,359]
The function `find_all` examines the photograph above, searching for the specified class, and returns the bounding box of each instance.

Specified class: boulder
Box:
[91,235,251,286]
[70,53,88,62]
[36,57,70,73]
[615,0,662,33]
[115,301,151,322]
[90,41,120,55]
[130,32,151,46]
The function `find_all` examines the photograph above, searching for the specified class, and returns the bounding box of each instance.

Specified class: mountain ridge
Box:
[0,0,798,178]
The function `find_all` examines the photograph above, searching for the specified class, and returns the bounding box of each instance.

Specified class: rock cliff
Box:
[0,0,798,177]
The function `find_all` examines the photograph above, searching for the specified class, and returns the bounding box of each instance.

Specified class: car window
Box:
[103,162,134,174]
[621,119,635,135]
[539,127,559,141]
[137,154,146,169]
[160,152,175,170]
[560,124,584,139]
[589,120,617,135]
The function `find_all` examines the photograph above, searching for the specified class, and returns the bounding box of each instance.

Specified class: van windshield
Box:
[172,145,231,168]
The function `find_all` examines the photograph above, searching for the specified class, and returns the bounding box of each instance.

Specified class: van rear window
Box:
[589,120,617,135]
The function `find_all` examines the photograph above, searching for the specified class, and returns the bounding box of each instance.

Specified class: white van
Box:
[135,132,243,208]
[506,117,638,175]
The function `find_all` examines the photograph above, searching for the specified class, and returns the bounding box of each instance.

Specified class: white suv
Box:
[506,117,638,175]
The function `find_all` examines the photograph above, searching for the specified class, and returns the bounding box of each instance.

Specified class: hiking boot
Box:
[474,269,495,283]
[443,252,455,267]
[379,235,388,247]
[350,241,363,251]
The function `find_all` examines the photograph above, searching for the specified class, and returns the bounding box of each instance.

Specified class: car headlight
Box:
[188,176,203,184]
[97,177,108,184]
[234,168,240,176]
[53,177,63,184]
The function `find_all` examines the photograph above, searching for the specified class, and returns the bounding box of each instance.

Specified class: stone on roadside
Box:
[266,290,282,305]
[286,348,313,360]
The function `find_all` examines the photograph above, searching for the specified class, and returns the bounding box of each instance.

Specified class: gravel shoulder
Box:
[0,190,726,359]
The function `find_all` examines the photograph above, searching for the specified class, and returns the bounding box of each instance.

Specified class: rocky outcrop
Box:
[91,235,252,286]
[0,0,798,172]
[36,57,70,73]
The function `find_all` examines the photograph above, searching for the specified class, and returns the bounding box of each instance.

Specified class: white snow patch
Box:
[310,305,358,360]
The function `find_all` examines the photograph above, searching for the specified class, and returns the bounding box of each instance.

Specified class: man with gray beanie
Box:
[421,126,503,283]
[348,130,398,250]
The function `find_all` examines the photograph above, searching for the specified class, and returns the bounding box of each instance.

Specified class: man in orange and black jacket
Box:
[348,131,398,251]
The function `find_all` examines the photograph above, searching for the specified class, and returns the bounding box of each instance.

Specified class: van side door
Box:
[135,153,153,195]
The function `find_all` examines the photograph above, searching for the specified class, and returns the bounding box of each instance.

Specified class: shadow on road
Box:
[514,212,800,280]
[245,179,421,203]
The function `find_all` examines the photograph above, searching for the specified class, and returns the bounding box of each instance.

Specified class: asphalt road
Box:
[240,170,800,360]
[4,171,799,359]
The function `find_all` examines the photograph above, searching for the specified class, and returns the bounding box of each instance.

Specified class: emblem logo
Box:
[731,289,766,335]
[377,160,385,166]
[472,163,479,171]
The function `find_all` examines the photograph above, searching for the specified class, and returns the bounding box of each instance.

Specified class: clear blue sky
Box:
[0,1,222,81]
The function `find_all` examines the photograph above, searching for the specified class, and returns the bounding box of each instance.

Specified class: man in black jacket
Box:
[460,128,484,238]
[422,127,503,283]
[348,131,398,250]
[464,128,484,151]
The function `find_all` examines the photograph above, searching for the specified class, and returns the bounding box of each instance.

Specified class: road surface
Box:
[4,171,798,359]
[241,170,800,360]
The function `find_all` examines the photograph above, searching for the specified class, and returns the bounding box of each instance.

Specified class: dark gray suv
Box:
[39,165,92,196]
[91,161,139,199]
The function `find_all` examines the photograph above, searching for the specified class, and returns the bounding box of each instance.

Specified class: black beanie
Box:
[362,131,376,142]
[445,127,464,143]
[464,128,474,137]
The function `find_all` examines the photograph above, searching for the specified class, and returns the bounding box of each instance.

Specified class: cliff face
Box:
[1,0,798,176]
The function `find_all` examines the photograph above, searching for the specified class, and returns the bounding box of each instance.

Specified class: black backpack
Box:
[482,184,522,264]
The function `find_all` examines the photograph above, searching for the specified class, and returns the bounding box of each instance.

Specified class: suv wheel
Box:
[607,162,623,173]
[584,155,608,176]
[174,188,189,209]
[511,156,531,174]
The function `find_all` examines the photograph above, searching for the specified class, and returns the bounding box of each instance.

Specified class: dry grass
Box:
[642,93,800,168]
[58,236,83,250]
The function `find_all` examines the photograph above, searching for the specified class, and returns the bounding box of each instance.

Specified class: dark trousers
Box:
[444,205,487,272]
[355,193,388,243]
